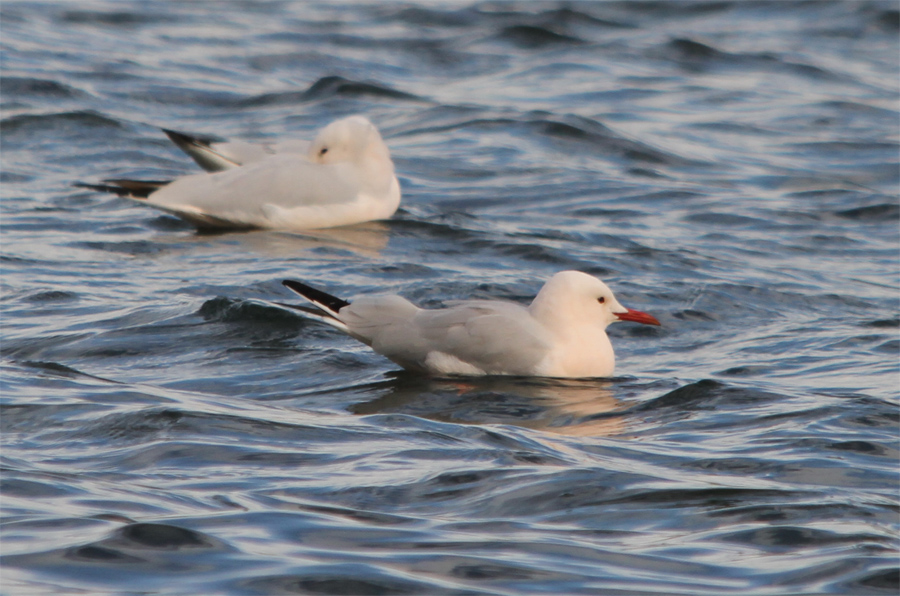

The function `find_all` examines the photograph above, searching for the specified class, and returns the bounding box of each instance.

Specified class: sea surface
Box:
[1,1,898,594]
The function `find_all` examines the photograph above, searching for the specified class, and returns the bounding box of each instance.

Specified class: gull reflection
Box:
[236,222,391,259]
[351,375,628,437]
[155,220,392,259]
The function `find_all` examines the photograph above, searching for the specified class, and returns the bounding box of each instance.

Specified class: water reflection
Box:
[273,223,391,259]
[351,375,629,437]
[159,221,392,259]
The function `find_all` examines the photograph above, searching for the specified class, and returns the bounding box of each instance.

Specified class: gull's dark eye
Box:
[597,297,606,304]
[319,147,328,156]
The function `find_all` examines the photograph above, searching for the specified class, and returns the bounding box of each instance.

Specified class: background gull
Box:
[75,115,401,231]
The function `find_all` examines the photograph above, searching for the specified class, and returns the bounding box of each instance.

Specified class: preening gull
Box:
[74,116,400,231]
[275,271,661,378]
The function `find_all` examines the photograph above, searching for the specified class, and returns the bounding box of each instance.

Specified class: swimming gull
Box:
[74,115,400,231]
[274,270,661,378]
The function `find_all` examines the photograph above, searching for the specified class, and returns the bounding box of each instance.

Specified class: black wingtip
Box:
[162,128,217,148]
[72,182,140,199]
[73,181,135,197]
[73,179,169,199]
[282,280,350,313]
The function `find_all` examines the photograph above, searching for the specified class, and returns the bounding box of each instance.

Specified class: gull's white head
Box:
[530,271,661,329]
[309,115,391,166]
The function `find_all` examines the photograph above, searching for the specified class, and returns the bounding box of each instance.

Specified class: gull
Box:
[74,116,401,231]
[274,271,661,378]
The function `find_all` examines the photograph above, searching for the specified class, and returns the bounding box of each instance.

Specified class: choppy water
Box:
[2,1,898,594]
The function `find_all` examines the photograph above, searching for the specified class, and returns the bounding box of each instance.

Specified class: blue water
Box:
[2,1,898,594]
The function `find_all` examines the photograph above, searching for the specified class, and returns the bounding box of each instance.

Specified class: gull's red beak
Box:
[616,307,661,326]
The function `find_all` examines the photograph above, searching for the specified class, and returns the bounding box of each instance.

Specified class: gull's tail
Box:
[73,179,254,231]
[281,280,351,332]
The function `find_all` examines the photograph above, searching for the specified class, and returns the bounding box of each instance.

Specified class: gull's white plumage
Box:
[278,271,661,378]
[76,116,400,231]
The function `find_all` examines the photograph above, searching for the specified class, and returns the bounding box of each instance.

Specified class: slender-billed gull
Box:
[274,271,661,378]
[74,116,400,231]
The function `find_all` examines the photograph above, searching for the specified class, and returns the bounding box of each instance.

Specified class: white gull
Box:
[275,270,661,378]
[75,115,400,231]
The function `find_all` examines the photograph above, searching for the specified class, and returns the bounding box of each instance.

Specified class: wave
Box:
[239,75,424,107]
[0,110,122,134]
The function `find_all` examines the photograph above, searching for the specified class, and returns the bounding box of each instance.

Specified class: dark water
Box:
[2,1,898,594]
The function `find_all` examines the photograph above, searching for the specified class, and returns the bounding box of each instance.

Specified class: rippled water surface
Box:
[2,1,899,594]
